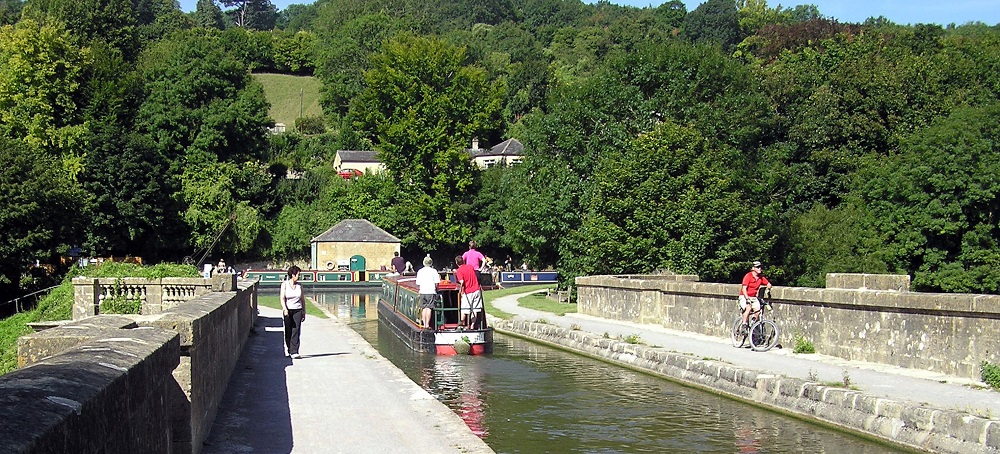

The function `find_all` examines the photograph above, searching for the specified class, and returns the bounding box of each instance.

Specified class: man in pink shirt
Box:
[454,256,484,329]
[462,241,485,271]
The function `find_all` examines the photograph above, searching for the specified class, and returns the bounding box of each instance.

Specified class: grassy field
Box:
[253,73,324,129]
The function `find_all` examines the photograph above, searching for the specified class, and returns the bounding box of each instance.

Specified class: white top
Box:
[281,280,303,310]
[415,266,439,295]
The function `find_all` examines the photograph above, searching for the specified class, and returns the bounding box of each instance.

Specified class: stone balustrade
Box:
[72,274,237,320]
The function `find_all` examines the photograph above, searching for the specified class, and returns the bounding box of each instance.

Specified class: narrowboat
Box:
[496,270,559,287]
[378,275,494,355]
[242,269,393,287]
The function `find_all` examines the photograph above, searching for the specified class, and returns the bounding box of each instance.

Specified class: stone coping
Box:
[576,275,1000,316]
[493,319,999,454]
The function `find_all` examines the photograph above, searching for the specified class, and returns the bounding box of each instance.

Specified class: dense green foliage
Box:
[3,0,1000,302]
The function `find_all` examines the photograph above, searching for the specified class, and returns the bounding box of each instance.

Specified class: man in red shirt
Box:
[739,261,772,329]
[454,256,484,329]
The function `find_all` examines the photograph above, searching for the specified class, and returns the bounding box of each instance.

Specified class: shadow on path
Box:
[203,314,293,453]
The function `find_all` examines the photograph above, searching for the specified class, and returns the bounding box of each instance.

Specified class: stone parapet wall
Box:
[493,319,999,454]
[2,324,180,453]
[576,274,1000,379]
[7,279,257,454]
[138,279,258,453]
[826,273,910,291]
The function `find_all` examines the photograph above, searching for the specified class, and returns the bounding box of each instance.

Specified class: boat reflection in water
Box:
[330,290,899,453]
[416,353,488,437]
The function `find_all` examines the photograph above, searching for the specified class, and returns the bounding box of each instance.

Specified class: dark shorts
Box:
[419,294,437,309]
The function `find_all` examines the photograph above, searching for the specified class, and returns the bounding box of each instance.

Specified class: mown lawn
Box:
[253,73,323,129]
[483,284,568,320]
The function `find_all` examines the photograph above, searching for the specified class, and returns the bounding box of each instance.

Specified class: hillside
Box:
[254,73,324,130]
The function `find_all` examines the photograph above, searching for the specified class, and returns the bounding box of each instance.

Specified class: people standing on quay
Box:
[462,241,485,272]
[391,251,406,275]
[281,265,305,359]
[454,256,484,329]
[416,255,439,328]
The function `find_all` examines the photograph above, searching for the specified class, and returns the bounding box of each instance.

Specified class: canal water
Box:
[309,290,898,453]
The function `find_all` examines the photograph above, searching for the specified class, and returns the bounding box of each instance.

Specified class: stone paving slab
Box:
[203,306,492,454]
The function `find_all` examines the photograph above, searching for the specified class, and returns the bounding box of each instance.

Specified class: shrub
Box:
[983,361,1000,390]
[295,115,325,134]
[99,279,142,315]
[793,333,815,353]
[622,334,642,344]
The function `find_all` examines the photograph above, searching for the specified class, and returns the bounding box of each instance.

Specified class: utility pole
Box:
[299,88,303,119]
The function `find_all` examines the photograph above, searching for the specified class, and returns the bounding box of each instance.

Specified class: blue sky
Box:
[179,0,999,27]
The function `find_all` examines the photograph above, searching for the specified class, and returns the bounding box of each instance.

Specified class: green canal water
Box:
[310,290,900,454]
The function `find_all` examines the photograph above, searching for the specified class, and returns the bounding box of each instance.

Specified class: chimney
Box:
[472,138,479,150]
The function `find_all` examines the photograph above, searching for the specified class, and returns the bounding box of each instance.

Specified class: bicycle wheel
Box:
[730,316,747,348]
[749,320,779,352]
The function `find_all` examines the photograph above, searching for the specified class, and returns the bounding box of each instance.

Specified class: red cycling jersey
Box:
[740,271,770,298]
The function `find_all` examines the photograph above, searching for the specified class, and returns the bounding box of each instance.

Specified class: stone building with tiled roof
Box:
[311,219,400,272]
[333,139,525,174]
[467,138,524,168]
[333,150,384,174]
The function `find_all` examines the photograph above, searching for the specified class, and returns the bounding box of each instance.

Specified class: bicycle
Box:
[730,288,780,352]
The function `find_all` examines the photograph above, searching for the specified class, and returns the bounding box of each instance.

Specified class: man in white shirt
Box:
[415,256,439,328]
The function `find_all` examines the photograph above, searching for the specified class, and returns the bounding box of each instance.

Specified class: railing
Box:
[0,285,60,315]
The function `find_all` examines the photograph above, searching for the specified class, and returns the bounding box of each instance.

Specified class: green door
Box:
[350,255,366,271]
[350,255,366,282]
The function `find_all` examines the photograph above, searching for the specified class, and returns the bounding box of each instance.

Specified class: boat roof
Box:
[385,274,458,291]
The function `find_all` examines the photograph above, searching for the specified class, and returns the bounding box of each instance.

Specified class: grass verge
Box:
[258,294,328,318]
[517,290,577,316]
[483,284,557,320]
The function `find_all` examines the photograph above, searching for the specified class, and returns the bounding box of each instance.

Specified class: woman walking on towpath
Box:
[281,265,305,359]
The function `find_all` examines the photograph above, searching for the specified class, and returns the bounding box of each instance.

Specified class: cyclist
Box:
[739,261,772,331]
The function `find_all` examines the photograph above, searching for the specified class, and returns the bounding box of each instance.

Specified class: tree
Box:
[313,12,402,119]
[848,104,1000,293]
[194,0,225,30]
[179,162,270,254]
[562,121,776,282]
[221,0,276,30]
[0,19,92,159]
[350,34,503,250]
[654,0,687,31]
[682,0,741,50]
[0,137,89,290]
[0,0,23,25]
[136,30,273,258]
[23,0,139,60]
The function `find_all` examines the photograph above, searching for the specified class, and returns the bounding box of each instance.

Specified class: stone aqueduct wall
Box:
[1,277,257,454]
[576,273,1000,380]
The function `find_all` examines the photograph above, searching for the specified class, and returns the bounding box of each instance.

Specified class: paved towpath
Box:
[203,305,493,454]
[491,291,1000,418]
